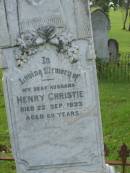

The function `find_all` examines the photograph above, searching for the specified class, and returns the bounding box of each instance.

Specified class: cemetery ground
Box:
[99,9,130,157]
[0,8,130,173]
[109,9,130,52]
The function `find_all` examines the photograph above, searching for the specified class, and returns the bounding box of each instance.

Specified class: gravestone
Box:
[108,39,119,62]
[0,1,106,173]
[91,9,111,60]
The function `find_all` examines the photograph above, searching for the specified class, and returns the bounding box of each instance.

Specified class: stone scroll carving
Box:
[16,26,79,67]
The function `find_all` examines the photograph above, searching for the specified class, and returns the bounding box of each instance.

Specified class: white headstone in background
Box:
[0,1,106,173]
[91,9,111,60]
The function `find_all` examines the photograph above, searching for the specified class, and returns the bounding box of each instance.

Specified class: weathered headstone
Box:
[91,9,111,60]
[0,1,106,173]
[108,39,119,62]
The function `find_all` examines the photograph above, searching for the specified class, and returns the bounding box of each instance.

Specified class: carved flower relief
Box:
[15,26,79,67]
[67,44,79,64]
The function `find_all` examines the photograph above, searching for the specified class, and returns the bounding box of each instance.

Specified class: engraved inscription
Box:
[12,56,88,123]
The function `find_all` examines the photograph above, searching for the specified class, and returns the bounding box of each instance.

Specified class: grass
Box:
[109,9,130,52]
[0,70,15,173]
[99,81,130,160]
[0,70,10,146]
[0,161,16,173]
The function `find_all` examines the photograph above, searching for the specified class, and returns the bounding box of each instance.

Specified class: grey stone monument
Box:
[0,1,106,173]
[108,39,119,62]
[91,9,111,60]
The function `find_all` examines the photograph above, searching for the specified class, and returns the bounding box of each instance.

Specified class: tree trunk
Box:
[128,11,130,31]
[122,0,130,30]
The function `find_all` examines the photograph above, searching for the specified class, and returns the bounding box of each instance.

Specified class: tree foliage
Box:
[92,0,109,13]
[92,0,124,12]
[92,0,130,31]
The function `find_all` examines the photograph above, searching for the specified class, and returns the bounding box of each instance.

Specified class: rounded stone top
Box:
[91,9,111,31]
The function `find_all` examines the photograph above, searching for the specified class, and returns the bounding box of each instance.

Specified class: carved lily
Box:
[37,26,56,43]
[16,26,79,67]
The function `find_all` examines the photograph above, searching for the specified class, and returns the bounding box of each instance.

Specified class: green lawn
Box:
[0,161,16,173]
[0,71,15,173]
[109,9,130,52]
[0,70,9,146]
[99,81,130,160]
